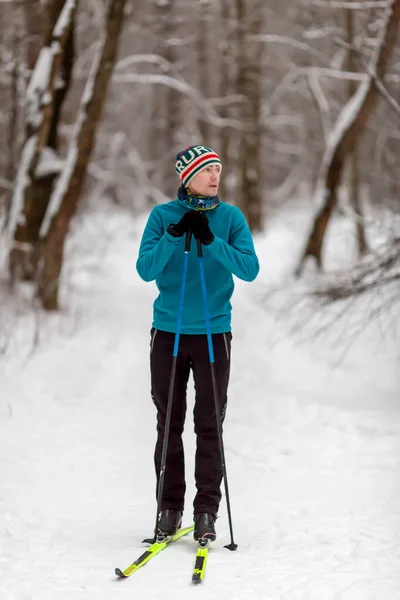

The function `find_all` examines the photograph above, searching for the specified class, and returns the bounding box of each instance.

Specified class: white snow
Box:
[40,14,108,240]
[25,47,52,129]
[0,201,399,599]
[7,0,78,248]
[35,147,64,178]
[7,135,37,242]
[52,0,77,40]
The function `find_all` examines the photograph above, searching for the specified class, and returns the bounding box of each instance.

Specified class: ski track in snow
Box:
[1,207,399,599]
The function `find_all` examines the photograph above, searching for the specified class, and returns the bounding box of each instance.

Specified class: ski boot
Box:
[193,512,217,542]
[156,509,182,539]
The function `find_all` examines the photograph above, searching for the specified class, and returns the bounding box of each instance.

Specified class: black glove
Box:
[191,211,214,245]
[167,211,195,237]
[168,211,214,245]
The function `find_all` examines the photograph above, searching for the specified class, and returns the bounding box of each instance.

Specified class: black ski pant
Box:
[150,328,231,516]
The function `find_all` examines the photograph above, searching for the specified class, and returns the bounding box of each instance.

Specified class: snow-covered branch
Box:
[334,33,400,119]
[307,72,331,141]
[313,238,400,302]
[277,65,398,85]
[359,57,400,120]
[309,1,390,8]
[39,43,102,238]
[303,26,342,40]
[297,0,400,274]
[319,2,397,179]
[115,53,183,77]
[38,0,129,310]
[367,70,400,119]
[208,95,248,107]
[8,136,37,239]
[7,0,77,243]
[250,34,330,64]
[25,0,77,135]
[113,72,245,130]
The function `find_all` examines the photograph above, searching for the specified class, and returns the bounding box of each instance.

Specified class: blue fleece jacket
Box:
[136,200,260,334]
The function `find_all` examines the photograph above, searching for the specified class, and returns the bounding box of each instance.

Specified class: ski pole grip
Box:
[185,229,192,252]
[196,238,203,257]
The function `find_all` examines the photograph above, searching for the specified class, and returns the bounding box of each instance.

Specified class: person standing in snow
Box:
[136,145,260,542]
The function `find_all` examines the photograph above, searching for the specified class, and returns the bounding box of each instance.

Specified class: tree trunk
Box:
[349,144,368,256]
[235,0,263,231]
[197,1,211,145]
[148,0,180,198]
[9,0,77,282]
[163,0,180,197]
[345,8,368,257]
[297,0,399,275]
[218,0,232,201]
[38,0,128,311]
[3,25,22,230]
[44,0,71,45]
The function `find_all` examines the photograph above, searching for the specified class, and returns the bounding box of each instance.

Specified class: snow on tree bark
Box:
[296,0,400,275]
[8,0,77,282]
[37,0,128,311]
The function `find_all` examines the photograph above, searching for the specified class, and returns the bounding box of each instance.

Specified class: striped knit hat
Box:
[175,145,222,188]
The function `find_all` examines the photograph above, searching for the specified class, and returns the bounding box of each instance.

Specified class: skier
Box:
[136,145,260,542]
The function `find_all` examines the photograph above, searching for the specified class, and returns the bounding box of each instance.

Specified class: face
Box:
[187,164,221,196]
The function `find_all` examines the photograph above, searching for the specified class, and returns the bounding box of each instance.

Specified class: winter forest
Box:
[1,1,400,599]
[0,0,399,307]
[0,0,399,308]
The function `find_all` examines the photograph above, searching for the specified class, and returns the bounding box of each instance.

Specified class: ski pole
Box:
[146,229,192,543]
[196,238,238,551]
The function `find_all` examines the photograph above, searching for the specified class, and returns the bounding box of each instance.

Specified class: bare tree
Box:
[37,0,128,310]
[196,0,211,145]
[297,0,400,275]
[163,0,181,196]
[2,21,23,228]
[309,235,400,342]
[147,0,182,198]
[235,0,263,231]
[8,0,77,282]
[2,0,399,312]
[343,6,368,257]
[218,0,235,201]
[313,237,400,302]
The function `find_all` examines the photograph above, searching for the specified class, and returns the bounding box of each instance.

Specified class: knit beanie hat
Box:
[175,145,222,188]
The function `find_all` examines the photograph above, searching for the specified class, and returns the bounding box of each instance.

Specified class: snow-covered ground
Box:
[0,201,399,599]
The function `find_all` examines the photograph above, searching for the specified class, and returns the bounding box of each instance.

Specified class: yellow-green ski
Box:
[192,539,209,584]
[115,525,194,578]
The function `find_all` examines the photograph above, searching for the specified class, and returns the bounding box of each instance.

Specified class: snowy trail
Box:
[1,208,399,599]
